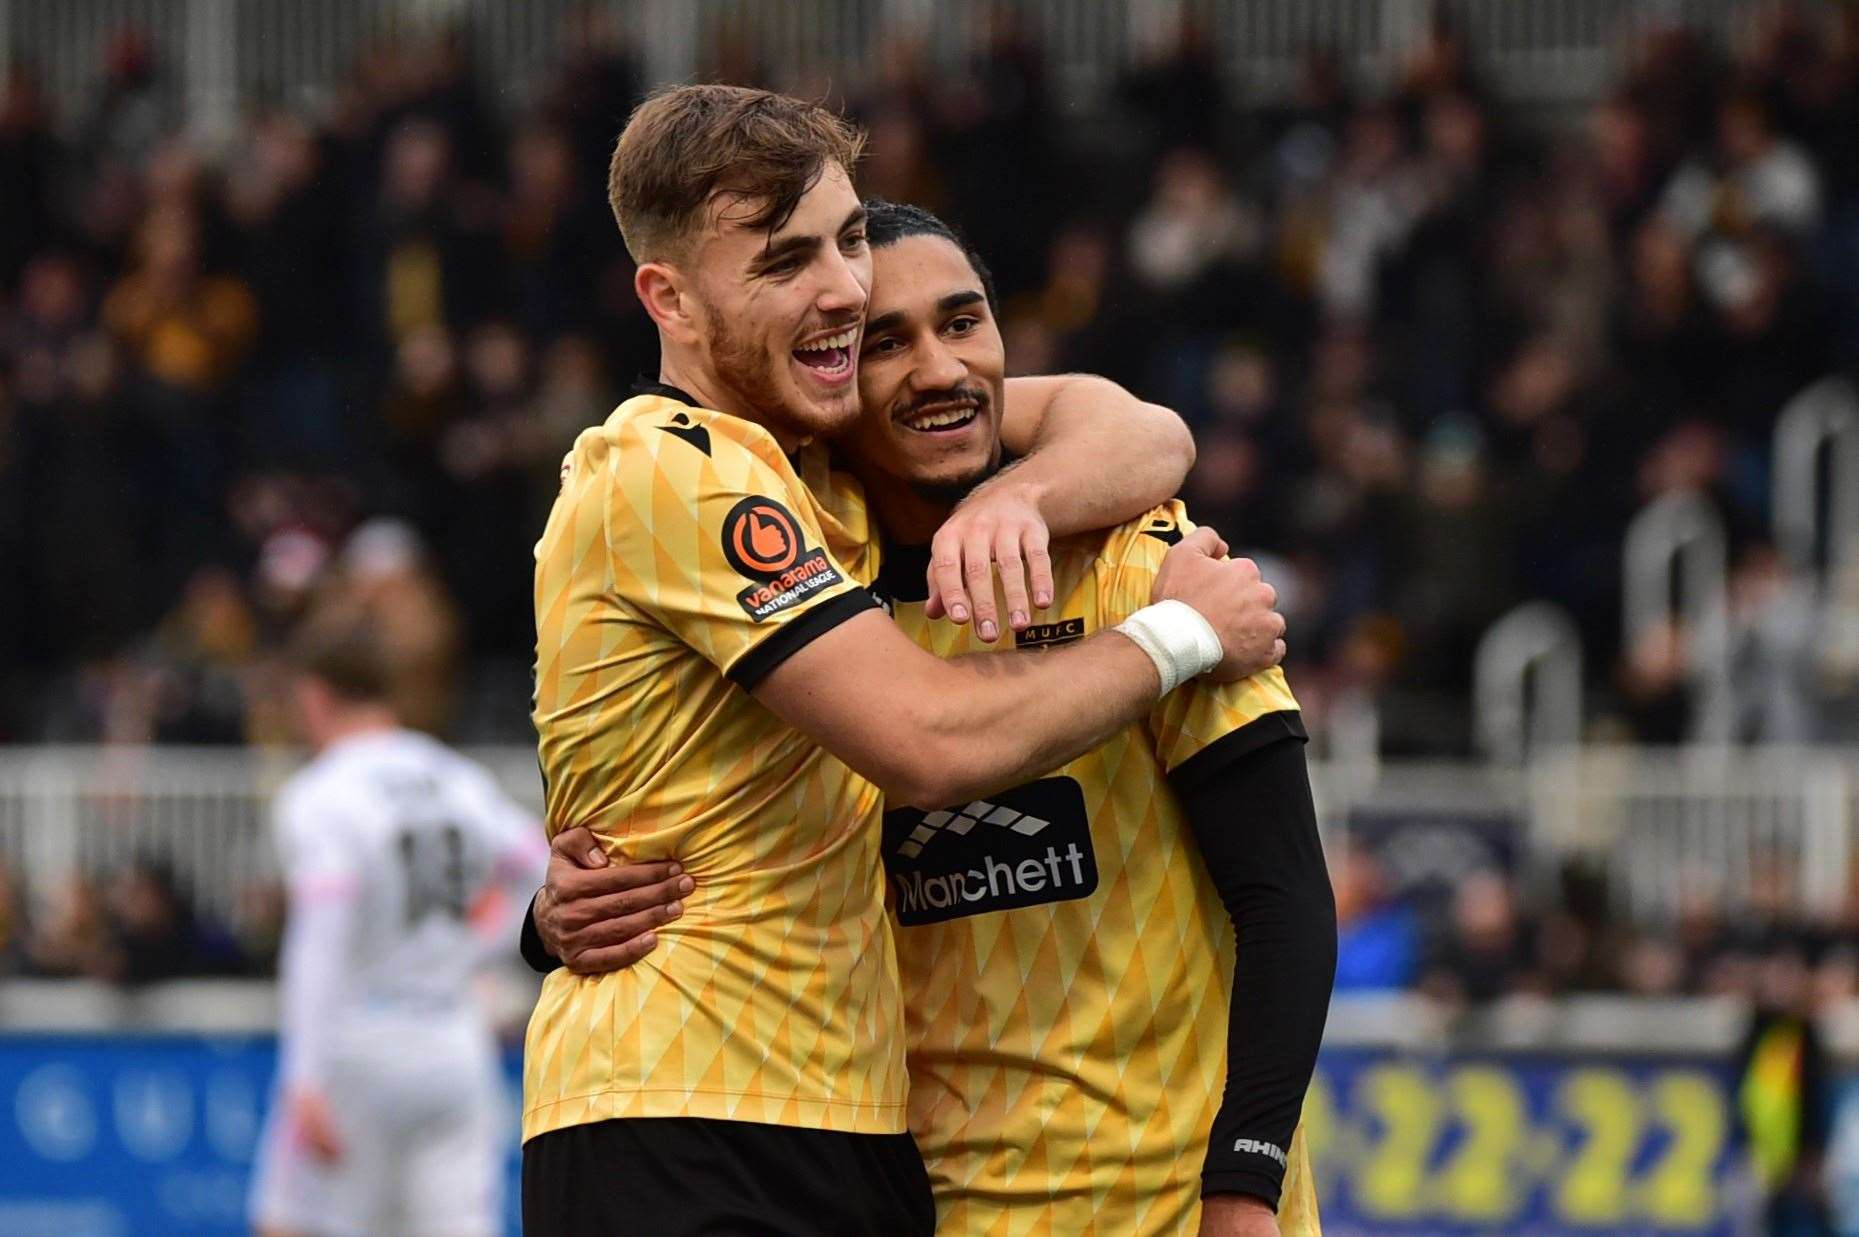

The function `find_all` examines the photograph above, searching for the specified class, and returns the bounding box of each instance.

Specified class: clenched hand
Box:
[1150,528,1287,680]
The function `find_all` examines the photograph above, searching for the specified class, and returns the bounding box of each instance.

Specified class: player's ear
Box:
[636,261,702,346]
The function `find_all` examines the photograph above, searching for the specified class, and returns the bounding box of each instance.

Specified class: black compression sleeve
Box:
[520,891,565,975]
[1172,733,1336,1206]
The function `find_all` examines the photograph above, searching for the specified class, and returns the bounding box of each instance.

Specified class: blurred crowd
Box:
[0,856,276,983]
[4,5,1859,751]
[1331,839,1859,1008]
[5,5,1859,1003]
[1331,835,1846,1220]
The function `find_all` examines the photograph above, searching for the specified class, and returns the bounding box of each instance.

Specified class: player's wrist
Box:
[1115,599,1223,694]
[1201,1165,1284,1211]
[961,466,1044,519]
[1002,471,1050,518]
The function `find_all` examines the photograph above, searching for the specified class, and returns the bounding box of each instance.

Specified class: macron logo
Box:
[896,800,1051,859]
[1233,1139,1287,1166]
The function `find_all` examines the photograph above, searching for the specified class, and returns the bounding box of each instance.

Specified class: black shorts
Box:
[522,1116,935,1236]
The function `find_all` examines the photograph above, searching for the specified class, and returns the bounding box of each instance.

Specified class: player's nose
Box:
[911,336,966,392]
[814,247,867,317]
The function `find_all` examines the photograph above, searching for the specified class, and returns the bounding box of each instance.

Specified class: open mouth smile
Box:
[901,398,982,434]
[792,329,857,383]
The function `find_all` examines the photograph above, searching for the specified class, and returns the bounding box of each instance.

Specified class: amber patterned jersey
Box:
[523,394,907,1142]
[832,492,1318,1237]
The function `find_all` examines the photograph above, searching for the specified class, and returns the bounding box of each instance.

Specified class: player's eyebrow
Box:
[863,308,907,335]
[748,206,866,277]
[748,233,820,275]
[864,289,984,339]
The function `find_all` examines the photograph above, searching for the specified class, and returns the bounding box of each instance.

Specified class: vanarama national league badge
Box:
[721,496,847,621]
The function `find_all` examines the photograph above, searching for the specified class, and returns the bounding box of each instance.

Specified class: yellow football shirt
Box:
[523,392,908,1141]
[837,496,1320,1237]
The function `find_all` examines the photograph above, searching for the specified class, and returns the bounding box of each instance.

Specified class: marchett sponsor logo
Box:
[735,547,844,621]
[1232,1139,1288,1166]
[884,777,1097,925]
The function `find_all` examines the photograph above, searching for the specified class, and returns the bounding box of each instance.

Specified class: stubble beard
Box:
[910,451,1004,506]
[706,313,855,442]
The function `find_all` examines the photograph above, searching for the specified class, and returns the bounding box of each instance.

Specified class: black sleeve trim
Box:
[726,588,881,691]
[1179,734,1335,1209]
[1202,1167,1286,1206]
[520,890,564,975]
[1168,709,1307,799]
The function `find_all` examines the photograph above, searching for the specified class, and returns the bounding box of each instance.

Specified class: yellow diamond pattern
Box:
[866,500,1318,1236]
[523,396,906,1142]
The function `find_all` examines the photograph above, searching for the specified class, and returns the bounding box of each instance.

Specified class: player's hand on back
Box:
[924,478,1053,643]
[1151,528,1287,681]
[287,1088,345,1164]
[1198,1194,1281,1237]
[535,826,692,974]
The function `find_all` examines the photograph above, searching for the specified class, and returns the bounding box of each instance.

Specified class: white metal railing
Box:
[1531,746,1856,925]
[1622,488,1733,741]
[1,0,1776,135]
[0,745,542,930]
[1,744,1853,934]
[1773,377,1859,593]
[0,977,1785,1058]
[1474,601,1583,764]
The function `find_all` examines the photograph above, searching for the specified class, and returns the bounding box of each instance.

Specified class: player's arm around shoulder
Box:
[751,526,1285,809]
[925,374,1195,637]
[995,374,1196,526]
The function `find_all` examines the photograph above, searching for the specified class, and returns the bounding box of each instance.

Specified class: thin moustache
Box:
[899,388,989,422]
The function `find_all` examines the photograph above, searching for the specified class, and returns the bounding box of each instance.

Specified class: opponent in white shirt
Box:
[251,609,547,1237]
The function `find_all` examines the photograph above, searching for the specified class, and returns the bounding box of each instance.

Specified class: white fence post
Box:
[19,751,81,917]
[641,0,700,87]
[1802,755,1852,919]
[1475,602,1584,764]
[183,0,238,149]
[1623,489,1732,740]
[1773,377,1859,589]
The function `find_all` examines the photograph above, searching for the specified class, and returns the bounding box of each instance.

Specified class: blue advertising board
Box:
[0,1036,1742,1235]
[1309,1050,1739,1234]
[0,1034,520,1237]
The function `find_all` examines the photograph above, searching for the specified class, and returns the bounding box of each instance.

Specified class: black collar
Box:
[873,538,932,603]
[631,376,699,405]
[869,451,1020,606]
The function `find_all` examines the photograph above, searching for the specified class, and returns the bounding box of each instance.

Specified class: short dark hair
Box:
[286,606,391,704]
[609,84,867,263]
[862,198,999,315]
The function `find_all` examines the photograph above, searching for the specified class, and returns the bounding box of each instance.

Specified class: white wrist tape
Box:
[1115,599,1224,694]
